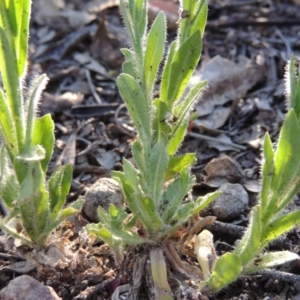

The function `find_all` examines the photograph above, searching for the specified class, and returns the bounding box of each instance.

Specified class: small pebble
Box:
[83,177,123,222]
[211,183,249,221]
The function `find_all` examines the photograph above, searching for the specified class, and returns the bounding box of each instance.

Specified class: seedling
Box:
[198,56,300,293]
[86,0,220,295]
[0,0,82,249]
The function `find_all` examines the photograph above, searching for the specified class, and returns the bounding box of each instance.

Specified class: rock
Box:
[83,177,123,222]
[0,275,60,300]
[211,183,249,221]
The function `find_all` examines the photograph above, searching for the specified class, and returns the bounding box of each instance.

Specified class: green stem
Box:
[150,248,174,300]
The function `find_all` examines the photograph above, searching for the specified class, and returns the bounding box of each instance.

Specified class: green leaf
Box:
[87,224,116,245]
[160,42,176,109]
[132,138,147,178]
[161,31,202,107]
[245,251,299,274]
[0,147,19,208]
[152,98,170,141]
[193,190,222,215]
[13,0,30,76]
[143,12,166,97]
[174,81,206,120]
[261,210,300,247]
[266,110,300,220]
[109,204,129,229]
[24,74,48,153]
[96,205,110,225]
[122,158,140,192]
[14,144,45,185]
[234,206,261,265]
[87,219,147,246]
[178,0,207,46]
[165,153,196,181]
[206,253,242,293]
[148,136,169,203]
[86,223,123,259]
[0,0,30,76]
[117,74,151,146]
[0,217,31,245]
[260,133,274,217]
[286,56,300,120]
[121,48,136,78]
[166,81,207,156]
[119,0,146,72]
[124,214,138,230]
[32,114,54,173]
[18,161,49,245]
[167,118,189,156]
[39,206,80,243]
[48,164,72,222]
[174,202,194,224]
[133,0,147,42]
[161,167,193,223]
[137,195,164,235]
[69,198,84,210]
[0,1,25,150]
[0,90,17,155]
[112,165,163,234]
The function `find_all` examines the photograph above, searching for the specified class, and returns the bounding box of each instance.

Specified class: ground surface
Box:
[1,0,300,299]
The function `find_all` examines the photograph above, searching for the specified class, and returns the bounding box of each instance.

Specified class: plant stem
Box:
[150,248,174,300]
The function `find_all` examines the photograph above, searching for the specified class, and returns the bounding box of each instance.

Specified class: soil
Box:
[1,0,300,299]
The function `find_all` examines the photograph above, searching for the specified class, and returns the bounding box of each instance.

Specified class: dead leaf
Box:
[205,155,244,187]
[148,0,179,29]
[194,105,232,129]
[50,132,77,172]
[34,26,94,62]
[40,92,84,116]
[36,27,56,44]
[33,0,65,25]
[244,180,261,193]
[234,123,261,146]
[91,18,123,68]
[85,0,119,14]
[62,10,96,29]
[165,241,203,280]
[61,80,90,95]
[92,149,120,170]
[73,52,110,78]
[0,261,36,274]
[206,133,244,152]
[193,55,267,117]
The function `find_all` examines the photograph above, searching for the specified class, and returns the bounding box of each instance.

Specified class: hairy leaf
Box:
[260,133,274,217]
[48,164,72,222]
[165,153,196,181]
[161,31,202,107]
[206,253,242,293]
[266,110,300,220]
[193,191,222,215]
[32,114,54,173]
[261,210,300,247]
[148,136,169,203]
[117,74,151,145]
[234,206,261,265]
[161,167,193,223]
[143,12,166,98]
[18,161,49,246]
[286,56,300,120]
[245,251,299,274]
